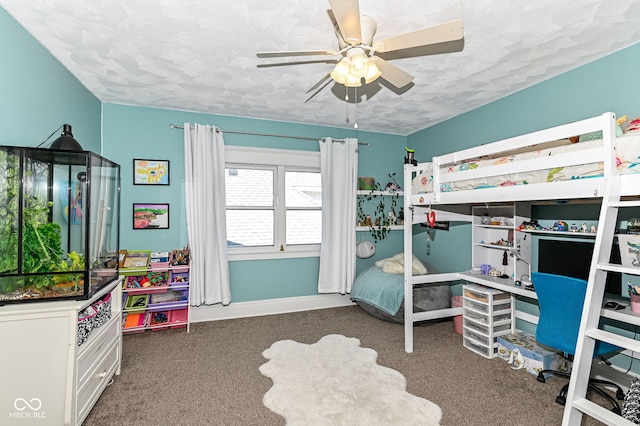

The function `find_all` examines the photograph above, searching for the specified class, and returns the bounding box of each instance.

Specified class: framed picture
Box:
[133,159,170,185]
[133,203,170,229]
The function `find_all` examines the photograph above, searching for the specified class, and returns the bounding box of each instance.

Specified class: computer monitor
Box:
[537,238,621,296]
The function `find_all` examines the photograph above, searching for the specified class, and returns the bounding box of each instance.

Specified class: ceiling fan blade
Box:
[257,50,338,58]
[373,20,463,53]
[305,76,334,103]
[328,0,362,45]
[257,59,338,68]
[306,73,332,94]
[374,57,414,88]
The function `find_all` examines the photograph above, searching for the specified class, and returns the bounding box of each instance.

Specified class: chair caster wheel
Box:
[556,395,566,406]
[537,373,546,383]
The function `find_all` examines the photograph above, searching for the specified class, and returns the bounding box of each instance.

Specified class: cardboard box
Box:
[496,332,572,378]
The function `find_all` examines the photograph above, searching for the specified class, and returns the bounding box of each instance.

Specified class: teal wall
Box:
[0,8,101,152]
[409,41,640,157]
[102,103,407,302]
[408,41,640,275]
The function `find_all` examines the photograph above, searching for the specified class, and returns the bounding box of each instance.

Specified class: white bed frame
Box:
[402,112,640,354]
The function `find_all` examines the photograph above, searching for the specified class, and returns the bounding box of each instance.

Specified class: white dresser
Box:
[0,278,122,425]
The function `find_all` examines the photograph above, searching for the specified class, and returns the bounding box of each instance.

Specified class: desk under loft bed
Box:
[402,112,640,425]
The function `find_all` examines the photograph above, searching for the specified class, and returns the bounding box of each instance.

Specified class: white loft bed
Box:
[402,112,640,353]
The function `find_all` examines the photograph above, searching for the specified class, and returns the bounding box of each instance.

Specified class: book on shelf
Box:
[121,250,151,269]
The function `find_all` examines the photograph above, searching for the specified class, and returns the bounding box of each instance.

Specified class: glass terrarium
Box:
[0,145,120,304]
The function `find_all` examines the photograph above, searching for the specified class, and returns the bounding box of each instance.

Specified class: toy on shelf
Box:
[170,246,190,266]
[404,147,417,166]
[519,219,597,233]
[552,221,569,232]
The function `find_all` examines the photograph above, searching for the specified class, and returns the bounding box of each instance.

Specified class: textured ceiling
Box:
[3,0,640,135]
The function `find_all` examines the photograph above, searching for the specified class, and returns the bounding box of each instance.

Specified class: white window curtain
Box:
[184,123,231,306]
[317,137,358,294]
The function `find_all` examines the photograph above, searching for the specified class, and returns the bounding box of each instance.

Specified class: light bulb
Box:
[349,53,368,78]
[330,58,351,84]
[344,74,362,87]
[364,59,382,84]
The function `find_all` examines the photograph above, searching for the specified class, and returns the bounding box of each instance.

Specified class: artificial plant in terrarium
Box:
[0,190,85,297]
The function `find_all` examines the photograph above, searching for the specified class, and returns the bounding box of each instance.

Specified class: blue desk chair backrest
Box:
[532,272,618,357]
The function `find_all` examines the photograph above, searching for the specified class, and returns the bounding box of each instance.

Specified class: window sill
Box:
[228,249,320,261]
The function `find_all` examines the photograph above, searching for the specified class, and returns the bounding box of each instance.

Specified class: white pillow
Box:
[375,253,428,275]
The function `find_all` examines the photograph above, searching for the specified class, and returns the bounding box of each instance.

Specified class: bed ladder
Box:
[563,173,640,425]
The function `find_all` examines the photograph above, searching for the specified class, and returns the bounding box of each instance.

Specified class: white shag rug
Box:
[259,334,442,425]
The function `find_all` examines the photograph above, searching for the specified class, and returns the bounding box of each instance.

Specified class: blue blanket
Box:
[351,266,405,315]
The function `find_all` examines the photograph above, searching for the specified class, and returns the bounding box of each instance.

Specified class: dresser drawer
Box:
[76,341,119,424]
[77,317,119,385]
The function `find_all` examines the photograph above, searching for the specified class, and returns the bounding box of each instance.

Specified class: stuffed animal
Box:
[385,181,401,192]
[626,116,640,133]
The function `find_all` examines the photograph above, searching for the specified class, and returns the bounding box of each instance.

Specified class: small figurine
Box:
[581,223,588,233]
[404,147,417,165]
[387,210,397,225]
[569,223,578,232]
[590,225,597,233]
[553,221,569,232]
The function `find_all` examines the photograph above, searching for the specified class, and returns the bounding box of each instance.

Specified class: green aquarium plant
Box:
[0,195,65,292]
[22,197,64,289]
[51,251,85,291]
[0,149,19,280]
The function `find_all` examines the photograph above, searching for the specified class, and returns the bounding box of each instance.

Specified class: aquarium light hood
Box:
[38,123,83,151]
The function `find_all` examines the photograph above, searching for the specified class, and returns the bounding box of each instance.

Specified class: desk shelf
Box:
[472,204,531,283]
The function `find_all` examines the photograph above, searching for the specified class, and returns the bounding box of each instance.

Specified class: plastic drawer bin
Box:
[123,312,146,329]
[125,294,149,312]
[464,318,511,334]
[148,311,170,330]
[464,298,511,314]
[148,290,188,311]
[463,337,495,358]
[464,328,490,346]
[169,308,188,329]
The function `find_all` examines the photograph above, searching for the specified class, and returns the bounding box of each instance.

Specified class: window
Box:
[225,146,321,260]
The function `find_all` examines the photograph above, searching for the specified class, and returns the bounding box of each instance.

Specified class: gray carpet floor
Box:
[85,305,613,425]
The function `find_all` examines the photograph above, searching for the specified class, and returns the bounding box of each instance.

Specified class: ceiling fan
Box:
[257,0,464,90]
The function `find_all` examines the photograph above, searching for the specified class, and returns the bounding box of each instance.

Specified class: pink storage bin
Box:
[169,308,188,329]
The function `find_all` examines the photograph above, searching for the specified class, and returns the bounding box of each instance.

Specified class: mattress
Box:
[350,265,451,324]
[412,132,640,194]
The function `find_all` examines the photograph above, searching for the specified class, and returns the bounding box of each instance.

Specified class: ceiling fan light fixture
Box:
[348,50,368,78]
[344,74,362,87]
[363,60,382,84]
[330,57,351,84]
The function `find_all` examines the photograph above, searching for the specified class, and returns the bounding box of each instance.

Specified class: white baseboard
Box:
[190,294,356,323]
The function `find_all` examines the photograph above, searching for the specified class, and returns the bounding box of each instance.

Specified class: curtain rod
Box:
[169,123,371,146]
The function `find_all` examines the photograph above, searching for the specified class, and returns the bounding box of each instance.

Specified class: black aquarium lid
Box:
[0,145,119,168]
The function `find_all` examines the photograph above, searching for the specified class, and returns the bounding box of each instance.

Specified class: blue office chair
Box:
[532,272,625,414]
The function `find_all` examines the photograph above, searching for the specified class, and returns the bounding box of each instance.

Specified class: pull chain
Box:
[354,86,358,129]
